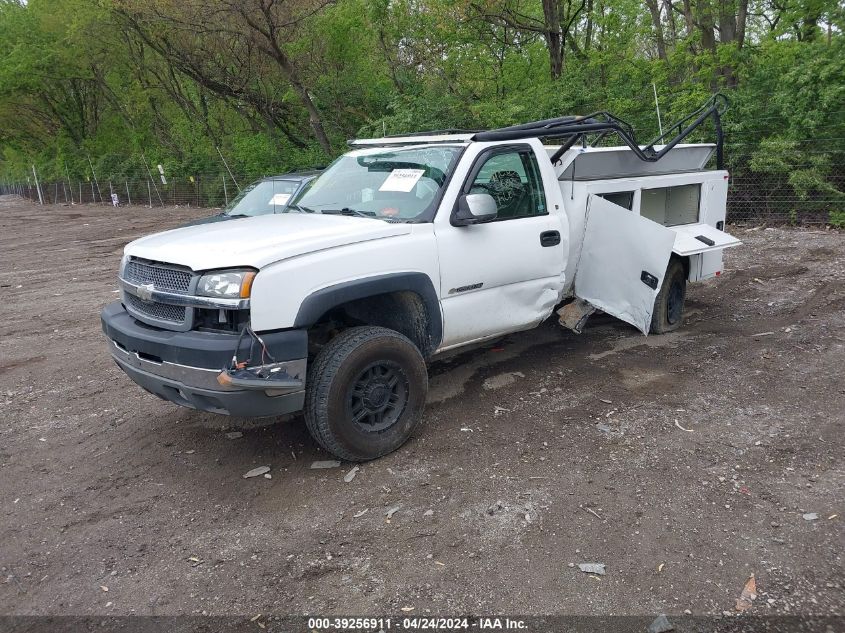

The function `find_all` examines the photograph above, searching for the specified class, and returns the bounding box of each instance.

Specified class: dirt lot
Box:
[0,196,843,622]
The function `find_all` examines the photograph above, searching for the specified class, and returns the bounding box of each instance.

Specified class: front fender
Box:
[248,227,441,336]
[293,272,442,350]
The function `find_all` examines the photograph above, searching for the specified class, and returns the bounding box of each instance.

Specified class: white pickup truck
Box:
[101,97,739,460]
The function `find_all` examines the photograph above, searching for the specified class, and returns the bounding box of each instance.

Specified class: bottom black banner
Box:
[0,615,841,633]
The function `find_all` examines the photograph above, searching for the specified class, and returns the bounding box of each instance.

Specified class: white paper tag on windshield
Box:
[269,193,291,206]
[379,169,425,192]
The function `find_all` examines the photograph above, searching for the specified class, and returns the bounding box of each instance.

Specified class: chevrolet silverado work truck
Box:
[101,96,740,461]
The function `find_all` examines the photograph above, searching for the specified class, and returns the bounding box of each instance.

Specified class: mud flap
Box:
[574,195,676,334]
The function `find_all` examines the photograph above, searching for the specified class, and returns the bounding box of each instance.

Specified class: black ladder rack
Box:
[472,93,729,169]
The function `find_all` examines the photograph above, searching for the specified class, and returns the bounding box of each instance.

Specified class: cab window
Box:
[467,148,547,220]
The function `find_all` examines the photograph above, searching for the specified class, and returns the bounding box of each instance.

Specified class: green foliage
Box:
[0,0,842,222]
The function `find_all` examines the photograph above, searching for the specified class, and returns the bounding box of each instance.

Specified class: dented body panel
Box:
[434,138,569,348]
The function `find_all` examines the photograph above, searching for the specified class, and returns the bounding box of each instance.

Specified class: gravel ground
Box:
[0,197,842,622]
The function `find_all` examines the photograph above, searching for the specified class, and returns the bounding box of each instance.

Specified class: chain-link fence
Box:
[2,152,842,225]
[723,142,844,224]
[0,173,242,209]
[726,171,844,224]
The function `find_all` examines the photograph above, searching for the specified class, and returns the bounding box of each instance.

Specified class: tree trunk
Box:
[543,0,563,79]
[664,0,678,44]
[644,0,668,60]
[697,0,718,54]
[680,0,696,39]
[718,0,737,44]
[736,0,748,48]
[276,53,332,154]
[584,0,594,51]
[240,4,333,154]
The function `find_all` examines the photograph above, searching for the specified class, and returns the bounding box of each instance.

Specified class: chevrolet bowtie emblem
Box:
[136,283,155,302]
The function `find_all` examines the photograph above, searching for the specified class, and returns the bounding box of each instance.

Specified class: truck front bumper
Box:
[100,301,307,417]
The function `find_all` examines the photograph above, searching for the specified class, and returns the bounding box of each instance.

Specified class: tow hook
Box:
[217,363,304,390]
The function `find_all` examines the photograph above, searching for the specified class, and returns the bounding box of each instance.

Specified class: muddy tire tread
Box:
[650,257,687,335]
[304,326,425,461]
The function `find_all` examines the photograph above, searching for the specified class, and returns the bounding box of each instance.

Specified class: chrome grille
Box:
[125,293,187,324]
[124,259,193,294]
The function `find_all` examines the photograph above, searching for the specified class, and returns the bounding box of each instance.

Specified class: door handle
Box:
[540,230,561,247]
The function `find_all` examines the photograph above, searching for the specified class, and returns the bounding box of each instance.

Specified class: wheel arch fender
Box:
[293,272,443,354]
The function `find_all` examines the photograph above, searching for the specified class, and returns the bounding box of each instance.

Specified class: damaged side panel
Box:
[573,195,676,334]
[438,276,563,350]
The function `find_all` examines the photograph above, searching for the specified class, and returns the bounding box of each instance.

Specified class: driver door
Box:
[435,144,566,349]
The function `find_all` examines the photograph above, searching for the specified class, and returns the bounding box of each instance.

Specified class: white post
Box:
[31,165,44,205]
[140,154,164,205]
[65,164,74,204]
[222,173,228,206]
[652,83,664,138]
[216,146,240,191]
[125,181,132,206]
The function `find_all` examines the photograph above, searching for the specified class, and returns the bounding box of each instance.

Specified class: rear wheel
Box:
[650,258,687,334]
[304,326,428,461]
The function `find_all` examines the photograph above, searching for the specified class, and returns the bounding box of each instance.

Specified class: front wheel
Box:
[304,326,428,461]
[650,258,687,334]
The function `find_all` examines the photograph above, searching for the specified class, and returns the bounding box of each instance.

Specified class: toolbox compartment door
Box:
[669,222,741,256]
[574,195,676,334]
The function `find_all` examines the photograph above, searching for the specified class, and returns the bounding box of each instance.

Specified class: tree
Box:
[0,0,841,224]
[114,0,336,154]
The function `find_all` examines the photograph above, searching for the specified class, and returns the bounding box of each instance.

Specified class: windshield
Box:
[222,179,301,217]
[289,145,462,222]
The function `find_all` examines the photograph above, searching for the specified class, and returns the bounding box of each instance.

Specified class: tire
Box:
[650,258,687,334]
[304,326,428,461]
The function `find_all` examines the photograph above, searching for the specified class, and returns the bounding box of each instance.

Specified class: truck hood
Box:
[124,213,413,271]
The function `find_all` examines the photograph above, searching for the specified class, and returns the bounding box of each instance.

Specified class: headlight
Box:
[197,269,256,299]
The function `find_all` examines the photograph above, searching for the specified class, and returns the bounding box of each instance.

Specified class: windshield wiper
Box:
[322,207,377,218]
[290,203,375,218]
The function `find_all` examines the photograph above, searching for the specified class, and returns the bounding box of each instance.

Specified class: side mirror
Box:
[453,193,498,226]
